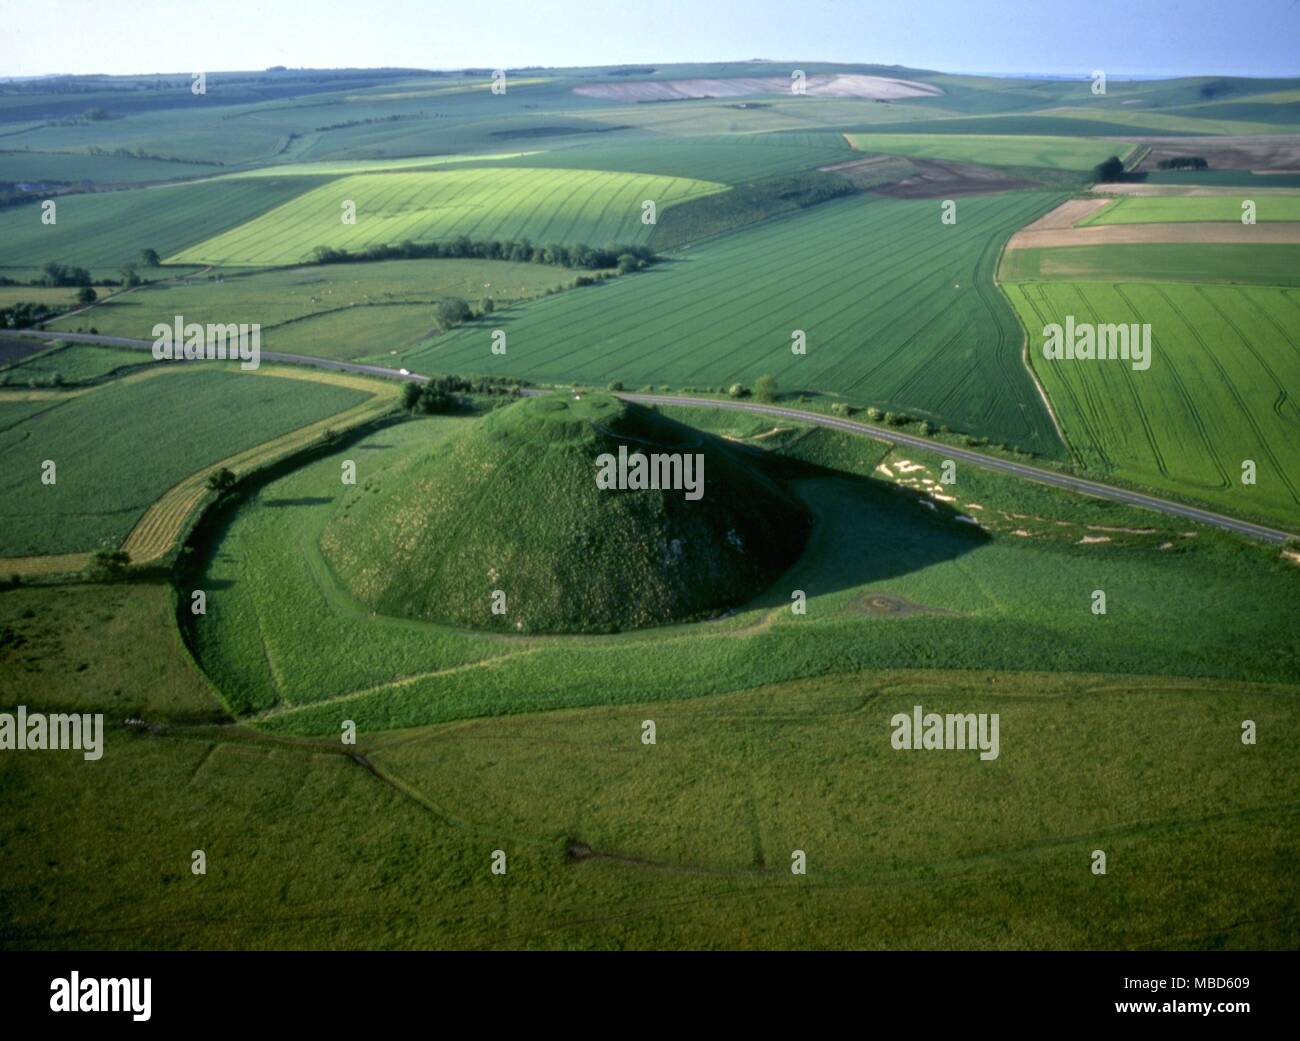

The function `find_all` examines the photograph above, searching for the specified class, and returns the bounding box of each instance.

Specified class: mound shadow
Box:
[259,496,333,508]
[738,446,992,610]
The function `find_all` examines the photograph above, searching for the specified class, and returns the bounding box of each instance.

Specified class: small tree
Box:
[77,286,97,305]
[607,380,624,392]
[754,374,779,403]
[401,381,421,410]
[1093,156,1126,182]
[728,383,751,399]
[480,297,495,314]
[435,297,473,329]
[206,467,237,493]
[86,549,131,581]
[415,389,455,414]
[866,407,883,422]
[140,248,161,267]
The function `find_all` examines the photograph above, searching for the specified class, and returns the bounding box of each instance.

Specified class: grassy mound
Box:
[320,393,811,633]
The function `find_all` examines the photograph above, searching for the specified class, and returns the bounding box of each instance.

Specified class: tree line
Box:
[401,373,525,414]
[310,237,657,272]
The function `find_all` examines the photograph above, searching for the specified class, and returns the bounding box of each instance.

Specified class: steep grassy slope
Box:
[319,393,810,633]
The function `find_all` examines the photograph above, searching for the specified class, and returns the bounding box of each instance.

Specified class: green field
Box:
[0,176,331,272]
[1034,106,1290,137]
[999,243,1300,286]
[1005,280,1300,526]
[168,168,727,265]
[45,259,581,358]
[402,191,1066,453]
[845,133,1130,171]
[1140,170,1300,189]
[0,343,151,384]
[487,134,854,182]
[0,285,92,309]
[0,149,221,184]
[1083,193,1300,224]
[0,367,370,555]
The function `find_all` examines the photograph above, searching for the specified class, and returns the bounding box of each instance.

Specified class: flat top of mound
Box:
[320,392,810,633]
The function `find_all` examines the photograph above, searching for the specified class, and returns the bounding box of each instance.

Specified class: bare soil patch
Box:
[867,157,1037,199]
[858,593,955,617]
[819,153,915,189]
[1124,135,1300,172]
[1017,197,1113,231]
[573,74,942,103]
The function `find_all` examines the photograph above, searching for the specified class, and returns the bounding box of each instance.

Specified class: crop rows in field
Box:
[168,167,726,265]
[1005,280,1300,526]
[1083,193,1300,225]
[0,176,331,272]
[0,366,371,556]
[999,243,1300,286]
[405,191,1066,453]
[845,132,1131,171]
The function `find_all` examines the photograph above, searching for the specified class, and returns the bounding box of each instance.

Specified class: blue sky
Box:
[3,0,1298,78]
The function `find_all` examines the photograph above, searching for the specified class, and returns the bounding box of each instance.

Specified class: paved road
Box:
[18,329,1297,544]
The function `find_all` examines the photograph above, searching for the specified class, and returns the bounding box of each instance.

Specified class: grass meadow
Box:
[1,655,1294,949]
[183,414,1300,735]
[6,423,1297,948]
